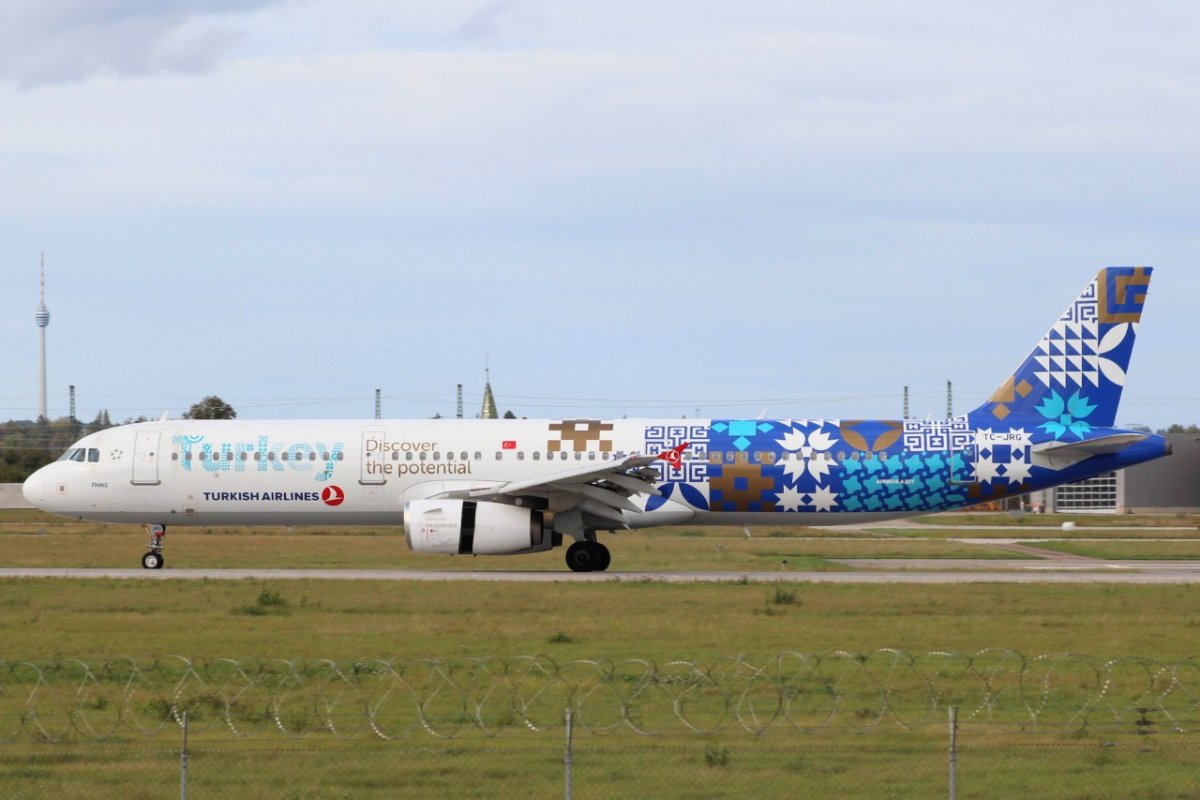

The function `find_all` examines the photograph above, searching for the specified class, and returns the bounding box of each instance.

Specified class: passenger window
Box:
[574,452,582,460]
[309,452,317,461]
[560,452,568,461]
[533,452,541,460]
[268,452,276,461]
[337,453,344,461]
[406,452,414,461]
[172,453,179,461]
[752,452,762,463]
[280,453,288,462]
[588,452,596,461]
[391,452,398,461]
[495,452,503,460]
[602,452,611,460]
[518,451,525,461]
[736,452,748,464]
[461,451,468,460]
[446,452,454,461]
[474,452,481,460]
[420,452,427,461]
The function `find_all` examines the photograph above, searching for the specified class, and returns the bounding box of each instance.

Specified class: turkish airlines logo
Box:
[321,485,345,506]
[657,442,689,470]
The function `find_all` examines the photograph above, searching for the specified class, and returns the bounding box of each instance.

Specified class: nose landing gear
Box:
[142,524,166,569]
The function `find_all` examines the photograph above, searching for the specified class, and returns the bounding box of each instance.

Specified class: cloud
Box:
[0,0,283,87]
[450,1,517,43]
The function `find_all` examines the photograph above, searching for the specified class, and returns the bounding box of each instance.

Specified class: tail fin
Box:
[977,267,1152,428]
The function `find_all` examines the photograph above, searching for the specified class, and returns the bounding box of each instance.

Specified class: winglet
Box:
[975,267,1152,428]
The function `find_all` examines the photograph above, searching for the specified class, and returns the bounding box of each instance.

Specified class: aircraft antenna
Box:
[69,384,76,422]
[375,388,381,420]
[903,386,909,419]
[456,384,464,419]
[946,380,953,418]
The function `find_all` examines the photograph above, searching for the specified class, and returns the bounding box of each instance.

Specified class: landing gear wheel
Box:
[565,541,611,573]
[593,543,611,572]
[142,524,167,570]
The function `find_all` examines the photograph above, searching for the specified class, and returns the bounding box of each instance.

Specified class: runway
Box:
[2,561,1200,584]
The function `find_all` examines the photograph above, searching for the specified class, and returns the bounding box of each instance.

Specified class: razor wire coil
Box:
[1,651,1198,743]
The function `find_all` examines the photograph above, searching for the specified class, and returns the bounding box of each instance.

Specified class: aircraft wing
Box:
[1031,433,1150,469]
[434,452,669,526]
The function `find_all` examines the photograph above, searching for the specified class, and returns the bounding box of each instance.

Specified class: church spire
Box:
[480,354,498,419]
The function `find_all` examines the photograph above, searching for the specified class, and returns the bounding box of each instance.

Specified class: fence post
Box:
[564,707,574,800]
[181,710,189,800]
[948,706,957,800]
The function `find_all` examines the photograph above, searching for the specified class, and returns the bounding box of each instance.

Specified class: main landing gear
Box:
[565,540,611,573]
[141,524,166,570]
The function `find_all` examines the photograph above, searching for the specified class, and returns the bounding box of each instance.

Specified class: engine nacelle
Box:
[404,499,547,555]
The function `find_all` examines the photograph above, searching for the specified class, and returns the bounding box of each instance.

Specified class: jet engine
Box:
[404,499,548,555]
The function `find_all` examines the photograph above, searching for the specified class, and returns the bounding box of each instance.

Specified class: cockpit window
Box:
[57,447,101,463]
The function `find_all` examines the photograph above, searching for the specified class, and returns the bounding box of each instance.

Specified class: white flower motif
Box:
[776,427,839,481]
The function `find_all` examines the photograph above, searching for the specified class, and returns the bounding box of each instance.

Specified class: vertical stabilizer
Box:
[976,267,1152,429]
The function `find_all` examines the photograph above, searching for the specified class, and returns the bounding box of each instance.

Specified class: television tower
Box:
[34,254,50,421]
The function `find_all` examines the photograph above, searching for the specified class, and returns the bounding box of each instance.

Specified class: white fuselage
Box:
[22,418,914,529]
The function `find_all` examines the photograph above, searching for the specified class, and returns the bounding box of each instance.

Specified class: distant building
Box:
[1025,433,1200,513]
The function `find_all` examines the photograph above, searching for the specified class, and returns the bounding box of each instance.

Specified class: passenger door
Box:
[132,431,161,485]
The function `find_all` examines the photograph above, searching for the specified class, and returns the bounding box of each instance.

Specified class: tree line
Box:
[0,396,236,482]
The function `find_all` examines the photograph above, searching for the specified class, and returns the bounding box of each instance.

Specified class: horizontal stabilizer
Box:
[1031,433,1149,469]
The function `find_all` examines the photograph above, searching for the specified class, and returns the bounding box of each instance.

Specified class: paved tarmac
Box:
[1,563,1199,583]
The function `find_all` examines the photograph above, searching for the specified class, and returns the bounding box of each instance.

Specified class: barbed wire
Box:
[2,651,1198,743]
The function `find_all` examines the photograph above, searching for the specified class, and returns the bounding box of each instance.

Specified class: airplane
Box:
[22,266,1171,572]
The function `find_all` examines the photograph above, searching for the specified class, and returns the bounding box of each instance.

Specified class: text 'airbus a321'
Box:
[23,267,1170,572]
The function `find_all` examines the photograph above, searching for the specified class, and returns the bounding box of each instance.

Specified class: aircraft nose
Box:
[22,469,46,506]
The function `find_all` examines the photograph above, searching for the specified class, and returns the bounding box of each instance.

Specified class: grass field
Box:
[2,576,1198,660]
[1016,540,1200,560]
[917,512,1200,530]
[3,510,1200,797]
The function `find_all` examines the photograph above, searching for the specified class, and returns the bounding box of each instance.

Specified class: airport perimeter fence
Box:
[1,651,1199,798]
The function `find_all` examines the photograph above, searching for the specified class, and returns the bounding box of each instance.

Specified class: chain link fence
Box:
[2,652,1198,798]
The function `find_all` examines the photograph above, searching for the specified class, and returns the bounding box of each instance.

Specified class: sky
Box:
[1,0,1197,428]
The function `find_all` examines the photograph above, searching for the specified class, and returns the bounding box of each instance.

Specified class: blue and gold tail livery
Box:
[978,267,1151,428]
